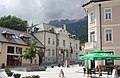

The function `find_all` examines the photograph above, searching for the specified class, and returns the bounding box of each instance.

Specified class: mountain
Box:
[49,16,88,38]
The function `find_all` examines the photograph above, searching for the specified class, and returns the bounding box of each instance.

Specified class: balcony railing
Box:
[85,42,97,49]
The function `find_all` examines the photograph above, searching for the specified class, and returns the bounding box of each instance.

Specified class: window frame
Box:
[90,10,95,23]
[16,47,22,54]
[7,46,14,53]
[104,28,113,42]
[57,39,59,45]
[48,49,51,56]
[104,8,112,21]
[63,40,65,46]
[48,38,50,44]
[52,39,55,45]
[52,50,55,56]
[90,31,95,42]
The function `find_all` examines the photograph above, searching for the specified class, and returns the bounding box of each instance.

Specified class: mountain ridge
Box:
[49,16,88,38]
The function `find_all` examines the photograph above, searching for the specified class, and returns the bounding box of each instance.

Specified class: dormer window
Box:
[12,35,19,39]
[19,34,30,44]
[48,28,54,33]
[2,30,14,38]
[34,27,39,32]
[72,35,76,38]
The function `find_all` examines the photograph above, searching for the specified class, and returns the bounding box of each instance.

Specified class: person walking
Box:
[59,69,65,78]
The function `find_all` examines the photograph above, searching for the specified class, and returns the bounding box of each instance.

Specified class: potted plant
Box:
[32,75,40,78]
[5,68,13,76]
[22,75,40,78]
[14,73,21,78]
[51,64,54,68]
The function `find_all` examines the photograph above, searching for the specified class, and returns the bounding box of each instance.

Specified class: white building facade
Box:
[28,23,80,64]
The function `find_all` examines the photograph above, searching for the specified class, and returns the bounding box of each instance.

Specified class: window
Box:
[90,31,95,42]
[34,59,36,64]
[52,50,55,56]
[7,46,14,53]
[48,38,50,44]
[57,39,59,45]
[90,11,95,22]
[76,44,78,50]
[16,47,22,54]
[70,43,72,47]
[52,39,55,45]
[5,34,13,38]
[48,49,51,56]
[106,29,112,41]
[63,40,65,46]
[104,8,112,20]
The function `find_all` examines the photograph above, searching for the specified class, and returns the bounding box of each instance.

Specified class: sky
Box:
[0,0,89,24]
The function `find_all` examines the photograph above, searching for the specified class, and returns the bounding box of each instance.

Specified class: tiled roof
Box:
[2,30,14,35]
[34,23,58,32]
[0,26,45,48]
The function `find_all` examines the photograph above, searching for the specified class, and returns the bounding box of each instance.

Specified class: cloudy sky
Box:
[0,0,89,24]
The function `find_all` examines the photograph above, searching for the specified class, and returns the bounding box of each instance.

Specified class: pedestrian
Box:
[59,69,65,78]
[83,67,86,76]
[96,64,99,72]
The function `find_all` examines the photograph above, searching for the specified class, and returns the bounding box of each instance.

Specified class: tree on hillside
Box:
[23,42,37,67]
[80,35,88,44]
[0,15,28,31]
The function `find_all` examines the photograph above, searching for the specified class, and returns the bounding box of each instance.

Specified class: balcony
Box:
[85,42,97,49]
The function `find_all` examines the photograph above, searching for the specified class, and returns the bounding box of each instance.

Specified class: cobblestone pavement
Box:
[0,65,115,78]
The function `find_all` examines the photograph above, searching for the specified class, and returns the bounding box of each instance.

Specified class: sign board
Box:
[111,69,119,78]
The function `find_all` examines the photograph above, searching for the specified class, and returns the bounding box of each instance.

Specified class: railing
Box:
[85,42,97,49]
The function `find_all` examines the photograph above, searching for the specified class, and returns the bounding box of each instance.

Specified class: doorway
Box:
[7,55,22,66]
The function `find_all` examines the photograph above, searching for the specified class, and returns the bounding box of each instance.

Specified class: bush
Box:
[5,68,13,76]
[14,73,21,78]
[22,75,40,78]
[32,75,40,78]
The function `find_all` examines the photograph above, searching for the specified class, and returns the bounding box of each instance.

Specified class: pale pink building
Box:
[83,0,120,66]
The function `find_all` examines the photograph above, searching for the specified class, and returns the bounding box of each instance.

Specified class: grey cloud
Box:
[0,0,89,24]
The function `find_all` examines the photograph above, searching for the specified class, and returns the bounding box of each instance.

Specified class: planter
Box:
[51,66,54,68]
[14,73,21,78]
[22,75,40,78]
[32,75,40,78]
[5,69,13,77]
[6,72,13,76]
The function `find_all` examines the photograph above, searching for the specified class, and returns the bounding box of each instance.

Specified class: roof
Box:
[34,23,58,32]
[82,0,111,7]
[0,26,45,48]
[2,30,14,35]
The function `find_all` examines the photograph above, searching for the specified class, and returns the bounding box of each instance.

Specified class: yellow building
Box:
[0,27,45,67]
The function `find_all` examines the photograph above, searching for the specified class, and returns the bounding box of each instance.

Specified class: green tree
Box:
[23,42,37,67]
[79,35,88,44]
[0,15,28,31]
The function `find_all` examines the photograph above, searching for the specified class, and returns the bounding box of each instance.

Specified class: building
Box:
[0,27,44,67]
[83,0,120,66]
[28,23,80,64]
